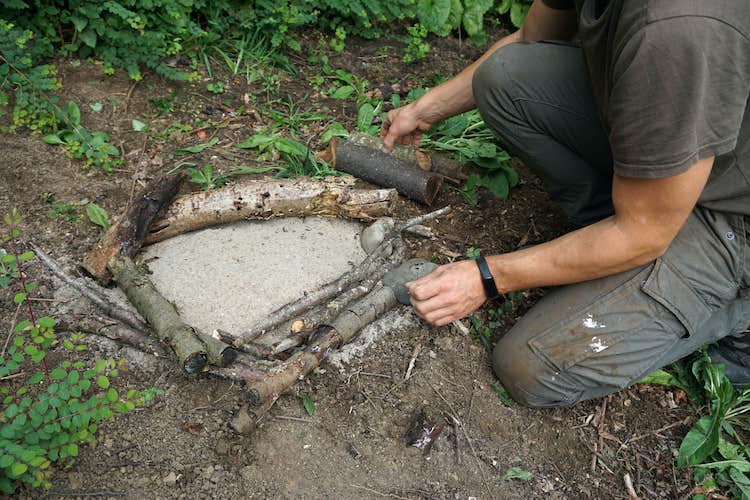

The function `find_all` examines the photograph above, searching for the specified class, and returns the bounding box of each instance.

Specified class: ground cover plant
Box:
[1,1,746,498]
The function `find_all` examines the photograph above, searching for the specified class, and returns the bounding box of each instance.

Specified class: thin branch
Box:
[32,245,151,333]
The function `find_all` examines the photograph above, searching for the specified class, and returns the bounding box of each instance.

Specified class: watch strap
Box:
[475,255,502,301]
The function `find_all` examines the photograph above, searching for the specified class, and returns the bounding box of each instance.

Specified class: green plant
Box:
[330,26,347,53]
[235,133,339,178]
[466,247,481,259]
[85,203,110,230]
[207,81,225,94]
[403,23,430,63]
[46,200,85,224]
[176,163,281,191]
[0,209,162,494]
[42,102,121,172]
[497,0,532,28]
[326,70,370,105]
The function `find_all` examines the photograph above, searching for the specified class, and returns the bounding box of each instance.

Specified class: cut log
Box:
[144,177,396,245]
[331,138,442,205]
[108,255,211,373]
[83,173,184,283]
[347,132,470,184]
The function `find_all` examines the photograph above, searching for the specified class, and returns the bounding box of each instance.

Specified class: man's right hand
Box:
[380,102,434,153]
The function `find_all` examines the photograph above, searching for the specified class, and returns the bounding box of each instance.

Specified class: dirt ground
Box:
[1,30,700,499]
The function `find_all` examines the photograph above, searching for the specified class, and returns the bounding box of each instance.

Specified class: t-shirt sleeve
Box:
[542,0,575,9]
[608,17,750,178]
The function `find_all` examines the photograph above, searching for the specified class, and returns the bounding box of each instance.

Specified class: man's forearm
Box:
[487,216,663,293]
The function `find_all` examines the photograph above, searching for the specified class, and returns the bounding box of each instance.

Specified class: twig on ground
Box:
[32,246,151,333]
[625,419,689,444]
[497,422,536,451]
[624,473,639,499]
[591,396,609,473]
[0,371,26,382]
[404,331,424,381]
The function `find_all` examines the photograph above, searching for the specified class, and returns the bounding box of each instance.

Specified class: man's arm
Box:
[381,0,576,151]
[407,157,714,326]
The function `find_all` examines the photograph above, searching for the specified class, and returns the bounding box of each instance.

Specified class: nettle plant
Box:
[0,209,160,494]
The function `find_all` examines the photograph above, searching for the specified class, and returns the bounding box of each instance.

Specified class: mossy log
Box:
[108,255,217,373]
[83,173,184,283]
[144,176,396,244]
[331,138,442,205]
[347,132,470,184]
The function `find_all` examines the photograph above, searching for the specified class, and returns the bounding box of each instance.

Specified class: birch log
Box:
[145,177,396,244]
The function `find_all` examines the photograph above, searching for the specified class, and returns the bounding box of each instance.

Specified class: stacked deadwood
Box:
[63,169,451,434]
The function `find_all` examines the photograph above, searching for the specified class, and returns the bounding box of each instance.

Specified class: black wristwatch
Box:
[475,255,502,301]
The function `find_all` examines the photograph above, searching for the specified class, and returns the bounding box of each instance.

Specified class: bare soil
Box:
[1,30,698,499]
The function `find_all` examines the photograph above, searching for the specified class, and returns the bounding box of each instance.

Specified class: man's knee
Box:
[491,333,574,408]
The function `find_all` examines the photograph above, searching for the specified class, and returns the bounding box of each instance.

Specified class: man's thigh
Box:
[493,209,749,407]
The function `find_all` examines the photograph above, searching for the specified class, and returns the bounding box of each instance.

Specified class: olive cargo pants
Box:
[472,41,750,407]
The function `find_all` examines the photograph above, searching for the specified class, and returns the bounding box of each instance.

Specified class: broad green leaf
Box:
[89,102,103,112]
[321,122,349,145]
[107,388,118,402]
[477,170,510,199]
[0,455,13,468]
[86,203,111,230]
[504,466,532,481]
[9,462,27,477]
[678,415,721,467]
[357,103,376,134]
[175,137,219,155]
[38,316,55,329]
[235,135,275,150]
[97,375,110,389]
[67,101,81,125]
[497,0,512,14]
[301,393,315,416]
[79,28,97,48]
[417,0,452,32]
[43,134,64,145]
[510,1,530,28]
[462,0,493,44]
[51,368,67,381]
[132,119,148,132]
[330,85,355,100]
[13,292,26,304]
[729,467,750,498]
[639,369,675,386]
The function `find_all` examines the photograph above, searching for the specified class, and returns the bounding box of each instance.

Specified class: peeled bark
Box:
[145,177,396,244]
[83,173,183,282]
[331,138,442,205]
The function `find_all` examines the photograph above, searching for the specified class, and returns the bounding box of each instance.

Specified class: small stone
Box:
[203,465,215,476]
[163,471,179,485]
[291,319,305,333]
[383,259,439,305]
[428,350,437,359]
[104,437,114,449]
[360,218,394,254]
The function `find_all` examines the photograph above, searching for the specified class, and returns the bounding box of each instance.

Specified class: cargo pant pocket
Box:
[528,258,714,379]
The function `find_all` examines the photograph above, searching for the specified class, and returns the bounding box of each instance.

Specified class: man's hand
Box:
[380,103,434,153]
[405,260,486,326]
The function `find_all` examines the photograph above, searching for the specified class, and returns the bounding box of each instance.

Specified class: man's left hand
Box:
[405,260,487,326]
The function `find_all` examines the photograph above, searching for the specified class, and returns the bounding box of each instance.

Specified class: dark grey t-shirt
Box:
[542,0,750,216]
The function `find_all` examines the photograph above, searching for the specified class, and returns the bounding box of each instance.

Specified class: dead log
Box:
[347,131,470,184]
[330,138,442,205]
[108,255,210,373]
[83,173,184,282]
[144,177,396,245]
